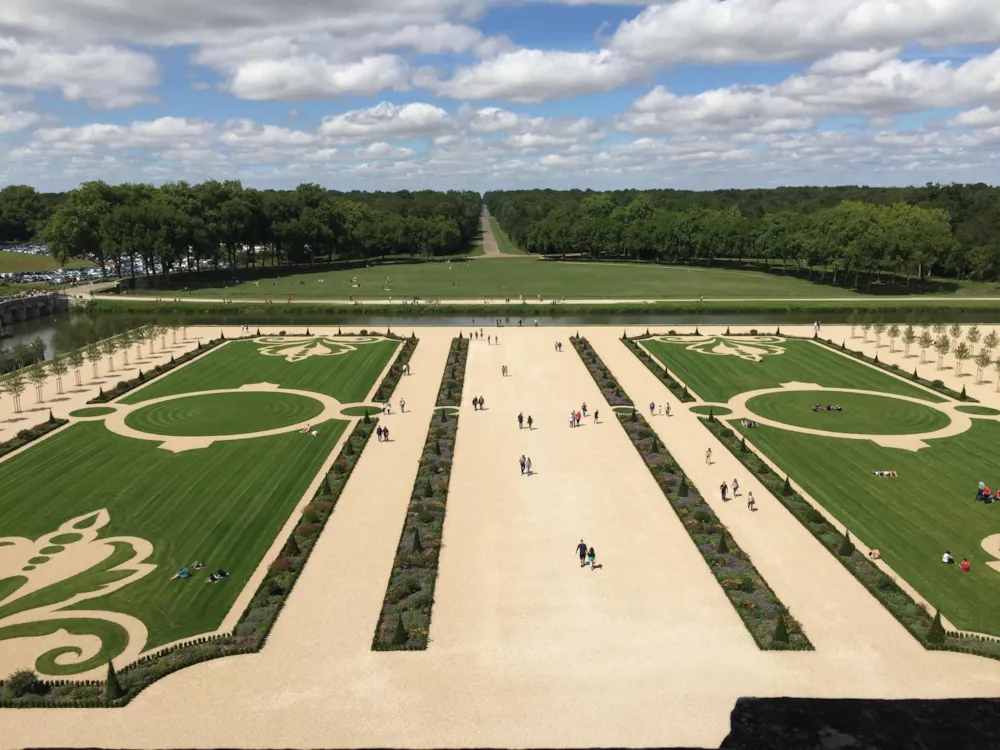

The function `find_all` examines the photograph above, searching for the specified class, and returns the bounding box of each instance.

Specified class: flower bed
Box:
[702,416,1000,661]
[374,334,418,403]
[0,415,68,459]
[88,337,226,403]
[570,336,809,649]
[570,336,632,406]
[373,340,464,650]
[436,335,469,407]
[623,335,696,403]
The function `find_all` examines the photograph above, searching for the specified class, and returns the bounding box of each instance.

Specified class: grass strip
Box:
[571,336,811,650]
[372,337,467,650]
[700,416,1000,661]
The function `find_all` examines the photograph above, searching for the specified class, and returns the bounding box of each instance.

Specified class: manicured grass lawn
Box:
[129,259,871,300]
[642,338,945,404]
[0,251,94,273]
[69,407,116,417]
[125,392,325,436]
[690,405,732,416]
[956,405,1000,416]
[736,419,1000,635]
[0,419,346,657]
[487,217,526,255]
[121,338,397,405]
[745,390,951,435]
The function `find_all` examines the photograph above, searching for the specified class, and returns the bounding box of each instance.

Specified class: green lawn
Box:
[0,419,346,659]
[121,338,397,405]
[0,251,94,273]
[641,337,945,404]
[129,259,874,301]
[125,392,325,436]
[745,390,951,435]
[956,405,1000,416]
[487,217,526,255]
[736,419,1000,635]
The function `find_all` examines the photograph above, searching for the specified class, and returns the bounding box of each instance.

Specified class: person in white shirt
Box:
[942,551,954,564]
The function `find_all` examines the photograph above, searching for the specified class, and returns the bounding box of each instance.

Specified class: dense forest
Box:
[484,185,1000,285]
[0,182,480,279]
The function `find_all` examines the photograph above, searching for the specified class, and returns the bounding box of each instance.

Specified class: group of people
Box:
[518,454,534,476]
[569,403,597,427]
[812,404,843,412]
[554,341,564,352]
[171,560,230,584]
[976,481,1000,504]
[576,539,599,570]
[300,423,319,437]
[872,470,898,478]
[942,550,971,572]
[739,419,759,428]
[517,412,534,430]
[648,401,672,417]
[720,479,756,511]
[376,425,391,442]
[472,396,486,410]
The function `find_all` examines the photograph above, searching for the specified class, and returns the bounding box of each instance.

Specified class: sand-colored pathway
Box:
[479,211,503,258]
[5,327,1000,750]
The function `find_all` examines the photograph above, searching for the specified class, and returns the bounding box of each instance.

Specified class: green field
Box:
[955,405,1000,416]
[736,419,1000,635]
[121,337,397,405]
[745,390,951,435]
[487,217,525,255]
[125,392,325,436]
[0,251,94,273]
[642,337,945,404]
[0,420,346,663]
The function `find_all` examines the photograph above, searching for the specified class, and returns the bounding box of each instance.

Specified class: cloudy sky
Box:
[1,0,1000,192]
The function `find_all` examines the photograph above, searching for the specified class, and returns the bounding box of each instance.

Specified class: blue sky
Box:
[1,0,999,192]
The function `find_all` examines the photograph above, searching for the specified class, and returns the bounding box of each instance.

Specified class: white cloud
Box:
[220,119,318,147]
[318,101,453,143]
[808,47,902,76]
[227,55,409,101]
[357,141,417,159]
[946,106,1000,129]
[0,111,39,134]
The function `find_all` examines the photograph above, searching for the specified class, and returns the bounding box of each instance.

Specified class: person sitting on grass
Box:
[961,558,971,572]
[191,561,205,570]
[813,404,823,412]
[977,481,986,501]
[869,549,881,560]
[942,551,954,564]
[171,567,191,580]
[205,569,230,583]
[301,423,312,433]
[834,405,842,411]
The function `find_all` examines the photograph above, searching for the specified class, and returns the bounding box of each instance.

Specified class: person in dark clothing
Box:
[594,409,599,424]
[577,539,588,567]
[527,415,534,430]
[519,455,526,474]
[518,412,524,429]
[376,426,384,442]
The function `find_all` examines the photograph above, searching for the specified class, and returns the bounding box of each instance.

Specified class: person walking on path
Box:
[706,447,713,465]
[518,412,524,429]
[576,410,582,426]
[400,398,406,413]
[732,478,740,497]
[527,415,534,430]
[376,426,384,442]
[665,403,671,417]
[488,335,491,345]
[587,547,597,569]
[525,457,533,476]
[479,396,485,410]
[594,409,599,424]
[582,402,588,417]
[403,363,409,376]
[720,482,728,502]
[569,411,576,428]
[382,426,390,442]
[747,492,756,511]
[519,455,526,474]
[577,539,588,567]
[649,401,655,416]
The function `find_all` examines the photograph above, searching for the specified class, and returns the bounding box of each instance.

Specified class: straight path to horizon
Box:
[479,208,503,258]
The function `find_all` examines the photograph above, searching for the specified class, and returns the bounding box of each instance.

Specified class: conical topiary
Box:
[725,326,731,335]
[138,369,144,381]
[631,409,638,422]
[105,661,123,701]
[775,326,780,335]
[716,532,728,554]
[363,409,371,424]
[960,385,967,401]
[256,328,261,336]
[912,368,918,380]
[772,615,789,645]
[412,529,423,554]
[650,436,659,454]
[783,475,792,495]
[221,330,225,340]
[708,407,715,422]
[305,328,311,336]
[677,476,688,497]
[838,530,855,557]
[337,327,342,335]
[343,439,354,456]
[927,611,945,645]
[283,535,300,557]
[874,353,879,363]
[433,438,441,455]
[391,614,408,646]
[646,327,650,336]
[841,341,846,351]
[48,409,54,423]
[622,329,627,339]
[423,480,434,498]
[99,386,104,398]
[694,327,700,335]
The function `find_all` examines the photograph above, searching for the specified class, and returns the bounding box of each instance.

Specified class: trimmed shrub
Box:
[927,611,945,645]
[772,615,789,645]
[717,532,729,554]
[105,662,123,701]
[391,615,408,646]
[838,530,855,557]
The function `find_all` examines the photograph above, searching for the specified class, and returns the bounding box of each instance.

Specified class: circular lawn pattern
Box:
[955,405,1000,416]
[69,407,116,418]
[690,405,732,416]
[125,392,325,437]
[340,405,381,417]
[745,390,951,435]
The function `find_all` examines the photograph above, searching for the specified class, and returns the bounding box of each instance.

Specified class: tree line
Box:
[0,183,481,279]
[484,184,1000,286]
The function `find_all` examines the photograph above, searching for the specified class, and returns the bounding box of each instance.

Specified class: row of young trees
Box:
[849,317,1000,385]
[0,321,178,412]
[14,183,481,280]
[484,184,1000,285]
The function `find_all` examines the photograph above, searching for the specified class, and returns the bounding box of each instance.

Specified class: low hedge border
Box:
[0,414,68,460]
[0,337,419,707]
[622,335,696,403]
[373,338,465,650]
[570,338,809,649]
[570,336,632,406]
[812,336,975,403]
[436,334,469,407]
[701,416,1000,661]
[374,334,417,403]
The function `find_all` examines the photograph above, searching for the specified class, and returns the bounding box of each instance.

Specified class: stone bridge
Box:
[0,293,70,328]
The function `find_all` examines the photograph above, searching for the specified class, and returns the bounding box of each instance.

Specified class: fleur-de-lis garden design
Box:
[255,336,382,362]
[654,335,787,362]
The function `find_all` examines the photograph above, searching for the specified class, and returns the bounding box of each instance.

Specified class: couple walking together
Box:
[576,539,598,569]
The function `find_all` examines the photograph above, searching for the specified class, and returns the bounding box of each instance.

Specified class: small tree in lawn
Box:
[887,323,900,353]
[85,342,102,379]
[902,324,916,358]
[966,324,981,353]
[973,349,992,384]
[918,330,933,364]
[954,342,971,377]
[861,320,873,343]
[49,356,68,395]
[949,322,963,353]
[3,369,26,412]
[67,346,85,387]
[873,320,887,349]
[118,329,132,367]
[934,335,951,370]
[26,363,47,403]
[101,335,118,373]
[983,329,999,357]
